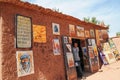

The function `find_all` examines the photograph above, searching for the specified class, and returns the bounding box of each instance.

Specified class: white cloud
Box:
[28,0,120,37]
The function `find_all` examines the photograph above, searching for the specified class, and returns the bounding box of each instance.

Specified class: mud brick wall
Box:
[0,0,109,80]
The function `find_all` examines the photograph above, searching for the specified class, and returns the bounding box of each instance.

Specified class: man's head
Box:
[20,54,30,70]
[74,43,78,48]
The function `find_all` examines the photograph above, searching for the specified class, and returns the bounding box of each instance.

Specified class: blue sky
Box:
[27,0,120,37]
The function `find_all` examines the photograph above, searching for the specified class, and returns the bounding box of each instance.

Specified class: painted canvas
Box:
[33,25,46,43]
[69,24,75,36]
[66,52,75,68]
[52,23,60,35]
[90,29,95,37]
[85,30,90,38]
[66,44,72,52]
[53,39,61,55]
[76,26,84,37]
[16,51,34,77]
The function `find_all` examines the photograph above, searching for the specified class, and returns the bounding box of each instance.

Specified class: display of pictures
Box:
[52,23,60,35]
[90,29,95,37]
[66,52,75,68]
[93,46,98,56]
[66,44,72,52]
[82,47,87,55]
[89,51,94,58]
[53,39,61,55]
[88,39,92,46]
[33,25,46,43]
[63,36,68,43]
[16,15,32,48]
[68,37,72,43]
[88,46,93,51]
[16,51,34,77]
[69,24,75,36]
[91,39,96,46]
[85,30,90,38]
[76,26,84,37]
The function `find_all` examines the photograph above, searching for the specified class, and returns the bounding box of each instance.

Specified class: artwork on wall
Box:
[33,25,46,43]
[53,38,61,55]
[69,24,75,36]
[16,14,32,48]
[76,26,84,37]
[66,52,75,68]
[85,30,90,38]
[88,39,92,46]
[63,36,68,43]
[66,44,72,52]
[89,51,94,58]
[16,51,34,77]
[52,23,60,35]
[91,39,96,46]
[90,29,95,37]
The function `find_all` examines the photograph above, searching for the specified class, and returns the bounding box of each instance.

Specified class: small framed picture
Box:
[52,23,60,35]
[63,36,68,43]
[88,39,92,46]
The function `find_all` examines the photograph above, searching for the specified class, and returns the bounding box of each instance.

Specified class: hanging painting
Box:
[66,52,75,68]
[90,29,95,37]
[33,25,46,43]
[85,30,90,38]
[76,26,84,37]
[16,51,34,77]
[52,23,60,35]
[69,24,75,36]
[53,38,61,55]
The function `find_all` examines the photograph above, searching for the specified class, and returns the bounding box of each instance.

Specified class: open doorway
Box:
[72,38,85,77]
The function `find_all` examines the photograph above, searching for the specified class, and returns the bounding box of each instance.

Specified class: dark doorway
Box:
[72,38,85,72]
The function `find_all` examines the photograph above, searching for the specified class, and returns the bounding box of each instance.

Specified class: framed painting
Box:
[90,29,95,37]
[16,51,34,77]
[76,26,84,37]
[33,25,46,43]
[69,24,75,36]
[52,23,60,35]
[53,38,61,55]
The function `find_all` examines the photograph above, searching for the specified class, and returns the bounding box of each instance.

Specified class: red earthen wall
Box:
[0,1,108,80]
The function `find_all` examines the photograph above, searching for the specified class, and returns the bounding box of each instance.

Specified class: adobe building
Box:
[0,0,108,80]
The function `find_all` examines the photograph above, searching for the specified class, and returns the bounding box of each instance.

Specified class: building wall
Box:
[0,3,3,79]
[0,1,109,80]
[1,3,68,80]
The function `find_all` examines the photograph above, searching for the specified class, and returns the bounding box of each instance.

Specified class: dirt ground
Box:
[79,60,120,80]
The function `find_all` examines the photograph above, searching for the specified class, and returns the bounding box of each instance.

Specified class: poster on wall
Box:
[66,44,72,52]
[85,30,90,38]
[33,25,46,43]
[90,29,95,37]
[69,24,75,36]
[52,23,60,35]
[53,39,61,55]
[76,26,84,37]
[66,52,75,68]
[16,51,34,77]
[63,36,68,43]
[16,15,32,48]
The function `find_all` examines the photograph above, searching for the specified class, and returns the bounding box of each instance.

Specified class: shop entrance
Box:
[72,38,85,77]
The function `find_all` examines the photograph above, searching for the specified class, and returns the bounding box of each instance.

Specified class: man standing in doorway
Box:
[73,43,83,78]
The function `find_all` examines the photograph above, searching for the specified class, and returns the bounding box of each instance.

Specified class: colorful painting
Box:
[63,36,68,43]
[53,39,61,55]
[66,44,72,52]
[85,30,90,38]
[88,46,93,51]
[91,39,96,46]
[52,23,60,35]
[66,52,75,68]
[16,51,34,77]
[33,25,46,43]
[90,29,95,37]
[88,39,92,46]
[69,24,75,36]
[76,26,84,37]
[89,51,94,58]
